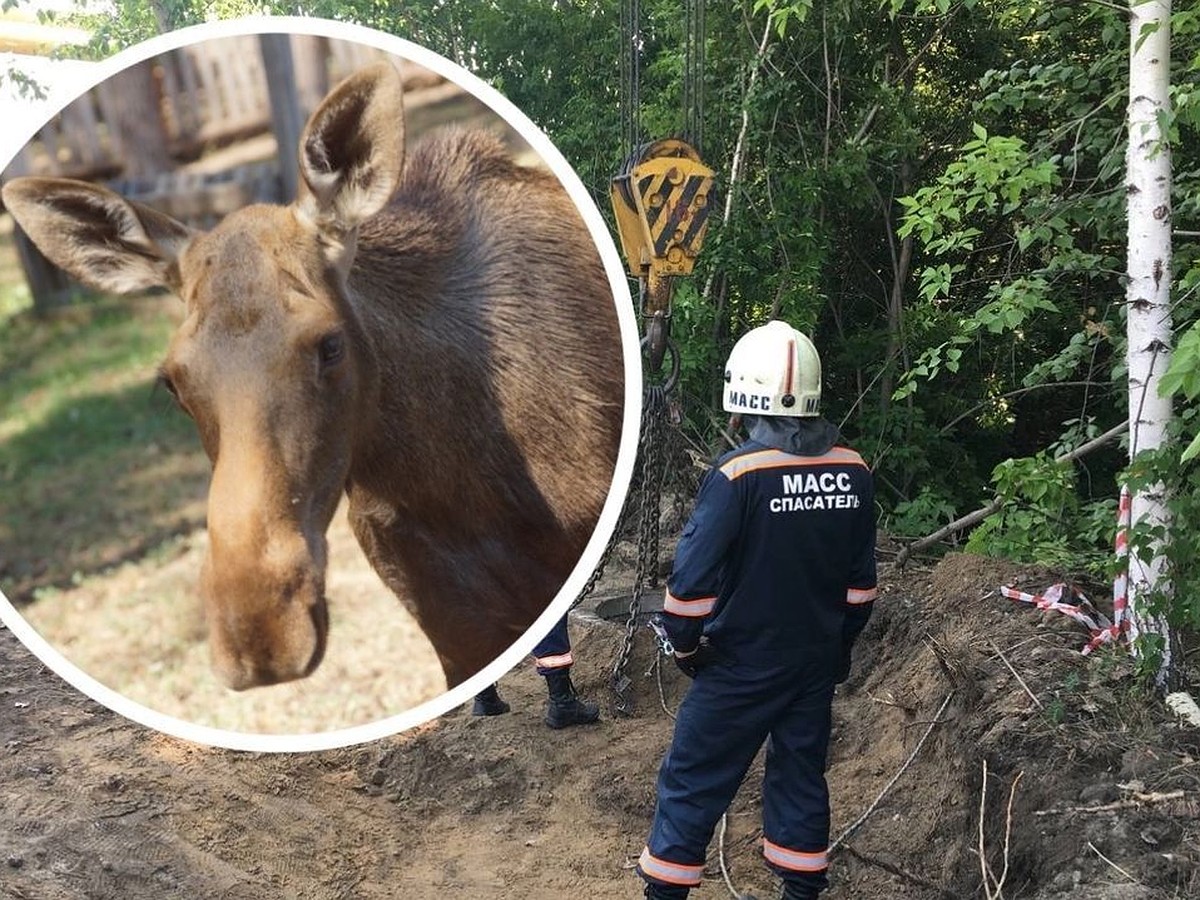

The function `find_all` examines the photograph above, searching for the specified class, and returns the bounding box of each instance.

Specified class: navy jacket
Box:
[663,439,877,667]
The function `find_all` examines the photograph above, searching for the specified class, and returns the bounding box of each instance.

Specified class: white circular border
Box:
[0,15,642,753]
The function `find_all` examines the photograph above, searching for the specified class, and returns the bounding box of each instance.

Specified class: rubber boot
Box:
[543,670,599,729]
[471,684,510,716]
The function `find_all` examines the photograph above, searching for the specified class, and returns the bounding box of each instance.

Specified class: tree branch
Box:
[839,844,960,900]
[938,381,1113,436]
[701,17,771,305]
[1085,0,1131,14]
[853,4,962,144]
[894,420,1128,568]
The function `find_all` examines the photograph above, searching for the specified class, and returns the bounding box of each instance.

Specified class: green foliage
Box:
[893,125,1066,401]
[898,128,1060,246]
[1044,695,1067,725]
[60,2,179,59]
[874,1,1200,677]
[966,453,1079,567]
[886,486,957,538]
[0,68,46,100]
[1042,667,1086,727]
[753,0,814,36]
[883,0,980,17]
[1159,321,1200,462]
[964,413,1122,577]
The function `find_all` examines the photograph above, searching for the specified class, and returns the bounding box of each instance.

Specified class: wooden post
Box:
[259,33,302,203]
[2,155,75,313]
[106,58,173,179]
[10,224,75,313]
[292,34,330,116]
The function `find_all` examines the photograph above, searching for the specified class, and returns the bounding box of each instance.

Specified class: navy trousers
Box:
[638,658,836,894]
[531,615,572,675]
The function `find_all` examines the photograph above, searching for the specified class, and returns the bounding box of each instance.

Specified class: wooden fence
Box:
[5,35,412,182]
[2,35,441,309]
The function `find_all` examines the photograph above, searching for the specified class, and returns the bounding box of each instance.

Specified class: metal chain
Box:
[570,517,621,610]
[611,381,669,713]
[683,0,705,153]
[620,0,641,156]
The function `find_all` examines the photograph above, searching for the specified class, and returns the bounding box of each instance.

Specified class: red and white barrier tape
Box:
[998,487,1133,654]
[1108,485,1131,643]
[998,583,1114,653]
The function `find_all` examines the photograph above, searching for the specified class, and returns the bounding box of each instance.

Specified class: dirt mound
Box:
[831,553,1198,899]
[2,552,1197,899]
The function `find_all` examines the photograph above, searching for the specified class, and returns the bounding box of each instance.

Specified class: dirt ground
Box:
[3,550,1198,900]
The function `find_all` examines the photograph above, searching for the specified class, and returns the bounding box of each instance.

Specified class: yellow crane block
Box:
[610,138,714,317]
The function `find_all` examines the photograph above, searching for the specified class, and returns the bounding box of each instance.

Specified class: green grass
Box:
[0,225,210,603]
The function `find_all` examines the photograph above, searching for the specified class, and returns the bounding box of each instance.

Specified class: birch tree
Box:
[1125,0,1175,687]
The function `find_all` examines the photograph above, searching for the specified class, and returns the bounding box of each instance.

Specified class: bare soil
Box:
[2,550,1198,900]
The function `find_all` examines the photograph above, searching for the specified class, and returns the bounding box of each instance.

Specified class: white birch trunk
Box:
[1125,0,1174,686]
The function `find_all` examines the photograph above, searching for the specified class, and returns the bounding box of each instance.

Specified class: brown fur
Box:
[2,63,623,690]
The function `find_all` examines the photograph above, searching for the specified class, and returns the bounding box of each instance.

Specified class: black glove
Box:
[674,638,725,678]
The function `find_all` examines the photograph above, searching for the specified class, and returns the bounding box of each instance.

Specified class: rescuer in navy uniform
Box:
[471,615,600,729]
[636,320,877,900]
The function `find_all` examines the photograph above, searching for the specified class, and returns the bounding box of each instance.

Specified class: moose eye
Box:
[317,332,345,368]
[156,369,180,401]
[155,368,193,417]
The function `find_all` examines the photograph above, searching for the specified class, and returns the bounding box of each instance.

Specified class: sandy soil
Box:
[17,502,447,735]
[2,551,1197,900]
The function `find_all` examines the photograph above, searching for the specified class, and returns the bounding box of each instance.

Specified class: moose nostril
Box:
[305,599,330,676]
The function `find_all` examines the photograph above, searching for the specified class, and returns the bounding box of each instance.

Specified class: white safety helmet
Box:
[723,320,822,417]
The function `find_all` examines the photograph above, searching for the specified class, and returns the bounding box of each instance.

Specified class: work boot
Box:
[779,879,822,900]
[543,670,600,729]
[644,882,689,899]
[471,684,510,716]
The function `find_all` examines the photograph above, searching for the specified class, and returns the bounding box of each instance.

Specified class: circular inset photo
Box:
[0,18,638,750]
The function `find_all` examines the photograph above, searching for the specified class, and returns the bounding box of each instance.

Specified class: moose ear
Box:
[1,176,194,294]
[296,61,405,233]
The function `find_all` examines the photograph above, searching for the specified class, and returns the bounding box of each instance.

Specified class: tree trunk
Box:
[879,153,914,421]
[1125,0,1175,688]
[149,1,172,32]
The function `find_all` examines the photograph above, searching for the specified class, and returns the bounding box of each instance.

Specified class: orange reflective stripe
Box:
[637,847,703,886]
[762,838,829,872]
[847,587,877,605]
[720,446,866,481]
[663,590,716,617]
[534,652,573,669]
